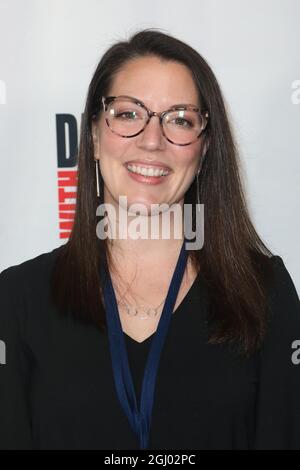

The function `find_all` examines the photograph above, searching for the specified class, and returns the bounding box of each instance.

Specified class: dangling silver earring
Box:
[196,165,202,212]
[196,166,201,212]
[95,159,100,198]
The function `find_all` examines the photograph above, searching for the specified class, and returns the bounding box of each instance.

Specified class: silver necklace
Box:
[117,295,167,320]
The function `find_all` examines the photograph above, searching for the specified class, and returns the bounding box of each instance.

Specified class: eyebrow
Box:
[118,95,199,110]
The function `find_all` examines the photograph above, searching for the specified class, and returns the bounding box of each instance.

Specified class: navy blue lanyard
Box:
[100,238,188,449]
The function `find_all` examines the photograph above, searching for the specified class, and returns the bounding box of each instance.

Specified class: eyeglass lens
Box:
[104,97,205,145]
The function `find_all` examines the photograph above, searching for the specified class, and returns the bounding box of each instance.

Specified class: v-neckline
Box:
[123,270,202,345]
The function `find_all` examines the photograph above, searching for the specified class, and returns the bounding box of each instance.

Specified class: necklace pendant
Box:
[124,304,138,316]
[147,307,158,318]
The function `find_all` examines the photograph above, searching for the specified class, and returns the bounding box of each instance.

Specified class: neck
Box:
[104,199,185,266]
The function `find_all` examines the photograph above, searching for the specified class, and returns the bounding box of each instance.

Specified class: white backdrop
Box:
[0,0,299,293]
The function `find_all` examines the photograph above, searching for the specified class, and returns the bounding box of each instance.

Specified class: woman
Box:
[0,29,299,450]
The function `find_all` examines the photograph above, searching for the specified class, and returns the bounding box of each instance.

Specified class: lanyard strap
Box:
[100,238,188,449]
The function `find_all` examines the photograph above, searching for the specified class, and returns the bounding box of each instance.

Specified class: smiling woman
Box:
[91,57,207,216]
[0,28,299,450]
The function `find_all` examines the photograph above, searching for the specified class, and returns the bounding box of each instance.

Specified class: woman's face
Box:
[92,56,207,215]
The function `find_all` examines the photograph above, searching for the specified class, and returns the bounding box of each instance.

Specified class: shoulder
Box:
[262,254,300,353]
[267,255,299,317]
[253,255,300,449]
[0,244,66,340]
[0,244,65,293]
[269,255,298,291]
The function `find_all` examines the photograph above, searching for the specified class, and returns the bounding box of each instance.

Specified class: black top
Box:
[0,247,299,450]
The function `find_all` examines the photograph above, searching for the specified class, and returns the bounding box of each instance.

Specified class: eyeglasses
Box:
[100,95,209,146]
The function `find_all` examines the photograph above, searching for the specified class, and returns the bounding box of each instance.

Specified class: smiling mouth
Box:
[125,163,171,177]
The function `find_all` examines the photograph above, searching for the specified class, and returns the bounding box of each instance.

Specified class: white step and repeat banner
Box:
[0,0,299,292]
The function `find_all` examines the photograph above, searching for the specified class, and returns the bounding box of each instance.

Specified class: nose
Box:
[136,115,165,151]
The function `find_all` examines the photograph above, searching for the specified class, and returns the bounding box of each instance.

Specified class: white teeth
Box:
[126,164,170,177]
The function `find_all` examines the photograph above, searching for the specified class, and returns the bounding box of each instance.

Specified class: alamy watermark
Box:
[95,196,204,250]
[0,340,6,365]
[291,340,300,365]
[0,80,6,105]
[291,80,300,104]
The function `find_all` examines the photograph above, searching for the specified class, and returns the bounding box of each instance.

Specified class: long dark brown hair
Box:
[51,28,276,357]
